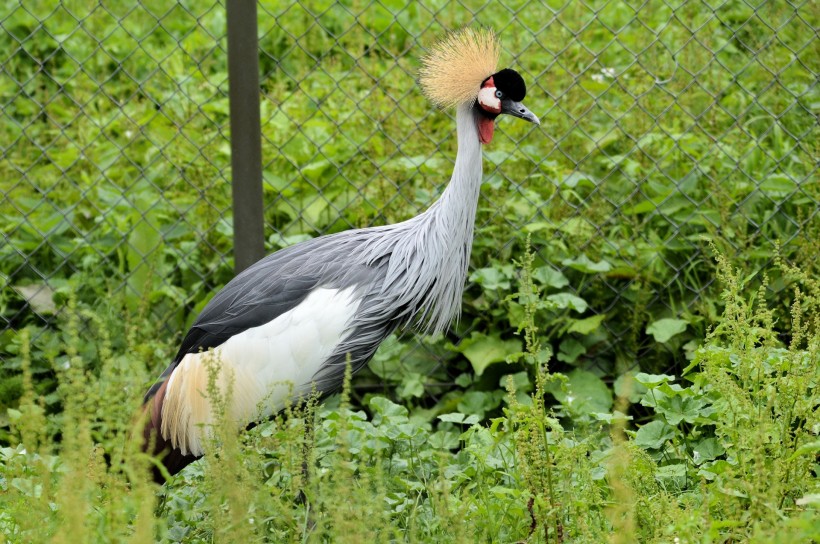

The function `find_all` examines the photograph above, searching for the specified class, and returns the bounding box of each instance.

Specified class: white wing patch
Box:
[161,287,360,456]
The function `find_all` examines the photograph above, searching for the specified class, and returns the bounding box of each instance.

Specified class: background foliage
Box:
[0,1,818,541]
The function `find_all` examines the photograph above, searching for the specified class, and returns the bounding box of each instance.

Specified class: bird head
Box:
[420,28,540,144]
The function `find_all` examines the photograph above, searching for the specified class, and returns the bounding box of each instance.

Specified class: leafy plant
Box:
[0,2,818,542]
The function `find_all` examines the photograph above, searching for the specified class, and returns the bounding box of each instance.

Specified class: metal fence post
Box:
[227,0,265,273]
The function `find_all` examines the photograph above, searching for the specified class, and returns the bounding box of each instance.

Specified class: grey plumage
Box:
[147,103,482,399]
[141,31,539,481]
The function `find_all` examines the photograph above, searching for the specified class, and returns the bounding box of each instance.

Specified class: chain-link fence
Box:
[2,1,818,400]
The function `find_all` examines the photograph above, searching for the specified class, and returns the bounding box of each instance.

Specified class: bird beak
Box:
[501,100,540,125]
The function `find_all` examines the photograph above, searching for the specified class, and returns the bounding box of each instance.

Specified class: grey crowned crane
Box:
[142,29,539,481]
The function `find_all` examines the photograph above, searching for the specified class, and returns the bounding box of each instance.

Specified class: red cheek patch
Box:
[479,117,495,144]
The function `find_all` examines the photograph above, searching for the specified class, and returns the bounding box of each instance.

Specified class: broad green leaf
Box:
[398,373,425,399]
[457,333,521,375]
[760,173,797,196]
[438,413,468,424]
[646,318,689,343]
[532,266,569,288]
[567,314,605,335]
[303,197,330,226]
[561,171,596,188]
[698,459,733,481]
[634,372,675,386]
[300,159,330,182]
[624,198,660,215]
[457,391,503,419]
[437,412,480,425]
[654,382,688,396]
[557,338,586,363]
[370,397,408,425]
[557,218,595,238]
[428,430,460,449]
[789,440,820,461]
[562,255,612,273]
[655,464,687,490]
[591,411,632,423]
[549,369,612,413]
[522,221,554,233]
[484,150,514,165]
[693,438,724,465]
[455,373,473,388]
[635,420,675,449]
[469,267,511,291]
[546,293,588,313]
[656,394,707,425]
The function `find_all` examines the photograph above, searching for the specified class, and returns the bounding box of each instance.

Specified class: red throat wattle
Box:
[479,117,495,144]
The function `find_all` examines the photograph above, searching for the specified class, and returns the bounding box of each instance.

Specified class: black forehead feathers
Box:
[490,68,526,101]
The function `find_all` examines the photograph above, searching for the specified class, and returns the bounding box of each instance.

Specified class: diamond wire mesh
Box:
[1,2,233,347]
[1,1,817,402]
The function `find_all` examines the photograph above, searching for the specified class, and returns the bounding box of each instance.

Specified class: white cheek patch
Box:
[478,86,501,114]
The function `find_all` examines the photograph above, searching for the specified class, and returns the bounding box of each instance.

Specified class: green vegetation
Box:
[1,0,818,542]
[1,246,818,542]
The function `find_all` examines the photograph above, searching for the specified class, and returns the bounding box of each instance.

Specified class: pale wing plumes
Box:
[420,28,500,108]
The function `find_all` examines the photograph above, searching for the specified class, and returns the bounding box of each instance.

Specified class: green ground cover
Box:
[0,0,817,541]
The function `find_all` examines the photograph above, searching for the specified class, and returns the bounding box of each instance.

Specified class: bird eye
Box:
[495,90,503,99]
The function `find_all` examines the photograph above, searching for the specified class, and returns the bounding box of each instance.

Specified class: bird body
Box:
[142,29,539,479]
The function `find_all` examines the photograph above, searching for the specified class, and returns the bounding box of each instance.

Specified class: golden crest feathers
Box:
[420,28,500,108]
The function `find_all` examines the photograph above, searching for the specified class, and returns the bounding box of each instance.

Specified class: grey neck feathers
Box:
[361,103,483,334]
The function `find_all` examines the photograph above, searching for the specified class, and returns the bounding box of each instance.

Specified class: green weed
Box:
[1,1,818,542]
[0,245,818,542]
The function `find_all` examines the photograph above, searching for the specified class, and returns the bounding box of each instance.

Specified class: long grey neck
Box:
[410,102,483,332]
[357,102,484,334]
[426,103,483,224]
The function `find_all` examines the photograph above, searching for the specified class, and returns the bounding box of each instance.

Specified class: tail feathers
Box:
[142,378,199,484]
